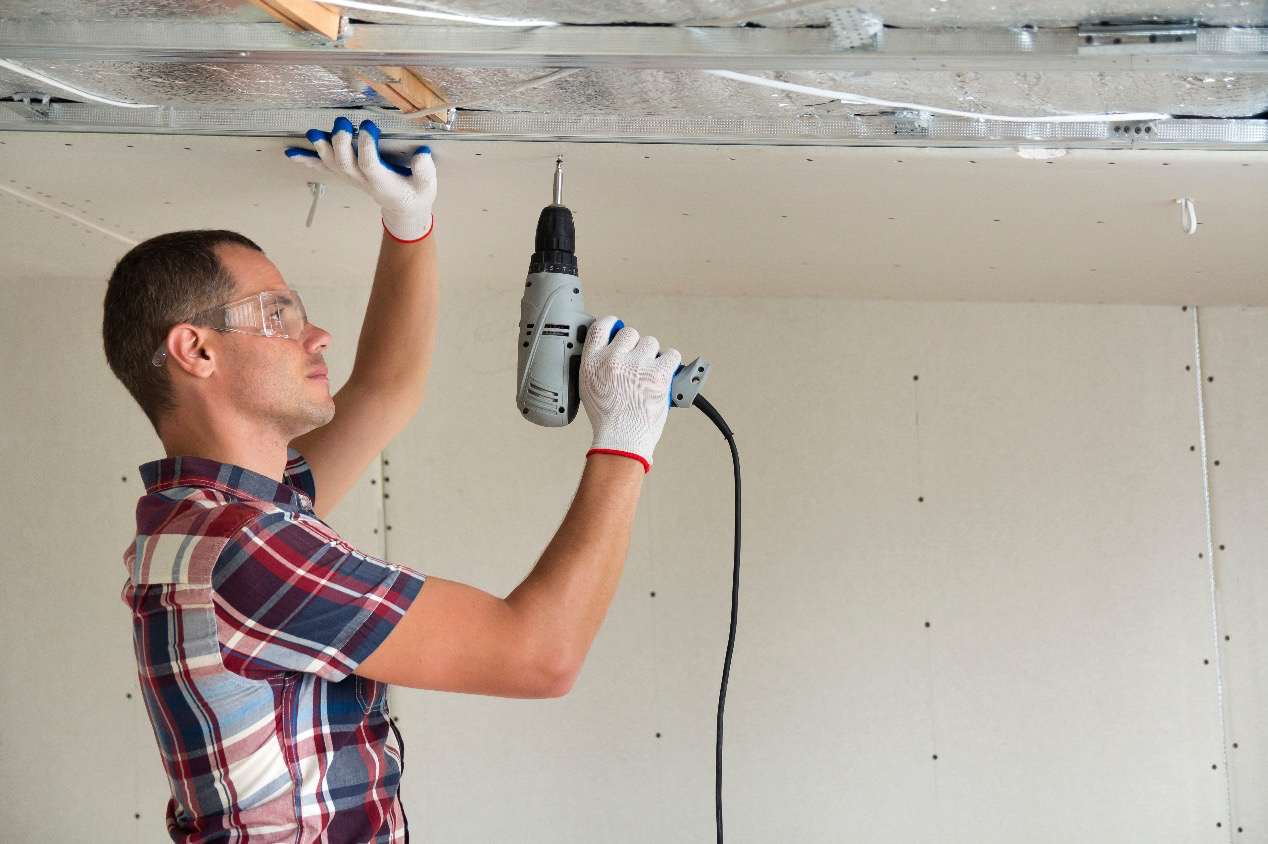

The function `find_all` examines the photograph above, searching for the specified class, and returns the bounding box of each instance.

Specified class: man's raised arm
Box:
[286,118,439,516]
[355,316,682,697]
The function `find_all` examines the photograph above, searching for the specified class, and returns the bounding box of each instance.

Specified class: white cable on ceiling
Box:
[440,68,581,110]
[708,69,1172,124]
[0,59,156,108]
[320,1,558,26]
[1177,197,1198,234]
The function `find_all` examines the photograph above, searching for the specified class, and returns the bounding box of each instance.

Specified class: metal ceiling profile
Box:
[0,1,1266,148]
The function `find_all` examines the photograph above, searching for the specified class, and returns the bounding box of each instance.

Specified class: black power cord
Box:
[692,394,740,844]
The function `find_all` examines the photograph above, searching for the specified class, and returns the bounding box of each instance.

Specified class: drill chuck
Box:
[529,205,578,275]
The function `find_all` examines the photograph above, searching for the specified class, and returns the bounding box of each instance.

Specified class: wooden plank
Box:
[248,0,343,40]
[352,66,450,122]
[252,0,448,121]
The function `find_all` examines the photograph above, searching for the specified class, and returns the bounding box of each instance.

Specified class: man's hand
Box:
[582,315,682,473]
[286,117,437,242]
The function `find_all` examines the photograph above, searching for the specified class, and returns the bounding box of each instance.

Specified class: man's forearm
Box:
[505,454,646,686]
[349,231,439,403]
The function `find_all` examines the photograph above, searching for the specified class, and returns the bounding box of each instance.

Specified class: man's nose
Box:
[304,322,332,352]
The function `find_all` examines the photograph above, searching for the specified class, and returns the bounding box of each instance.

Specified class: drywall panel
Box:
[1197,306,1268,840]
[913,304,1227,842]
[2,282,1261,842]
[379,290,1243,843]
[1,130,1263,843]
[0,273,387,842]
[1,132,1266,306]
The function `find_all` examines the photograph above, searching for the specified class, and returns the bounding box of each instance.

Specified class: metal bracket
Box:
[418,108,456,132]
[826,8,881,51]
[1112,120,1161,141]
[671,357,712,409]
[1077,21,1198,53]
[893,109,931,137]
[4,93,52,119]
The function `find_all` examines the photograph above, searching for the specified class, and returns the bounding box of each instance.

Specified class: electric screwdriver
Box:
[516,157,711,426]
[515,157,742,844]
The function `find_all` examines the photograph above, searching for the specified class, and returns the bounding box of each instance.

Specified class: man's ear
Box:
[166,325,217,378]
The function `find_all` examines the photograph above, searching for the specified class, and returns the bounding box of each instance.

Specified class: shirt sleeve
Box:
[212,509,425,682]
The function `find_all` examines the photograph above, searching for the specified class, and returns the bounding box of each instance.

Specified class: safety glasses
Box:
[151,289,308,366]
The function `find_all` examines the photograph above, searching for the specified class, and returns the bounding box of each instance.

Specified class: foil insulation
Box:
[0,1,1264,126]
[12,1,270,21]
[6,1,1267,26]
[0,62,376,109]
[335,0,1267,27]
[369,67,1268,119]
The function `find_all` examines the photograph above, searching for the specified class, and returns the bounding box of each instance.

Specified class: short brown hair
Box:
[102,230,263,430]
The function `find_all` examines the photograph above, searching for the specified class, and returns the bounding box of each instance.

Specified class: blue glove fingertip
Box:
[332,116,355,135]
[416,145,431,156]
[609,319,624,342]
[284,147,319,159]
[305,128,328,144]
[354,118,409,174]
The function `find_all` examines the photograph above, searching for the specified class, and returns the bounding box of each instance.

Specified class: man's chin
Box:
[291,402,336,438]
[311,402,336,430]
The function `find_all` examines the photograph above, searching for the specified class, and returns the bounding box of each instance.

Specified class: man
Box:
[102,118,680,843]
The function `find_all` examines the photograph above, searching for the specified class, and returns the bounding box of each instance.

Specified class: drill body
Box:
[517,163,594,426]
[517,158,711,427]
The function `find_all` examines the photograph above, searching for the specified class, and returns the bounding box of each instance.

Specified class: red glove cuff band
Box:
[382,216,434,243]
[586,449,651,473]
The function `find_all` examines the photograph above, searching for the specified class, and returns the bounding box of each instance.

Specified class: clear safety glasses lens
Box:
[151,289,307,366]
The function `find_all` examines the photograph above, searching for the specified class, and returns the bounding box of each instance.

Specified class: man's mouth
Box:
[308,366,329,382]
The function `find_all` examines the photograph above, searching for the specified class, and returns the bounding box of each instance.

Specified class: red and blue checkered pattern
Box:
[122,451,425,843]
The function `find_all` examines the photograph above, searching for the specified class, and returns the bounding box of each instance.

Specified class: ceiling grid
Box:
[0,1,1263,148]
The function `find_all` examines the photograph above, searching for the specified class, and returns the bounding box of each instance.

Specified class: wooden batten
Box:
[252,1,450,123]
[248,0,344,40]
[352,66,450,123]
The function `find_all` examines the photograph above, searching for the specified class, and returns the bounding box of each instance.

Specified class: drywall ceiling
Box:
[2,130,1263,305]
[0,1,1265,147]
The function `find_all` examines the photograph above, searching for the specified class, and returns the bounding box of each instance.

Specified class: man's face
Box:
[214,244,335,438]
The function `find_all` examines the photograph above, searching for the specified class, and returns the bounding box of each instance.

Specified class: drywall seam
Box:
[1192,305,1234,842]
[0,182,138,245]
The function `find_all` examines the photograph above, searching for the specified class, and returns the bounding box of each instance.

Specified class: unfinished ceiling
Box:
[0,1,1265,147]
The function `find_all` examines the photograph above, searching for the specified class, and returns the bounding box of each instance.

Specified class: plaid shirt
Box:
[122,451,426,843]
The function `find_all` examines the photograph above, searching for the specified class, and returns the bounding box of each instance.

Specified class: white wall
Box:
[0,134,1264,843]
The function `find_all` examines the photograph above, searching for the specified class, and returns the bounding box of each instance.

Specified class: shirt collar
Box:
[140,455,313,512]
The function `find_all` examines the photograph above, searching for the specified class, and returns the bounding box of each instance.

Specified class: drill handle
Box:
[585,317,712,410]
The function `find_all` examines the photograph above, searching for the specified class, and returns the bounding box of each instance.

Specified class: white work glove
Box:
[285,117,437,242]
[581,315,681,473]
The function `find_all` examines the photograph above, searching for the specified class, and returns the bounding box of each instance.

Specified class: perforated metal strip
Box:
[3,104,1266,149]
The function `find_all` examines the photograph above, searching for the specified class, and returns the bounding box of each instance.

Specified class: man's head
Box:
[103,230,333,439]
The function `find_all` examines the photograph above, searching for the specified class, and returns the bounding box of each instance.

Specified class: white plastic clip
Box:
[1176,197,1197,235]
[306,181,326,228]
